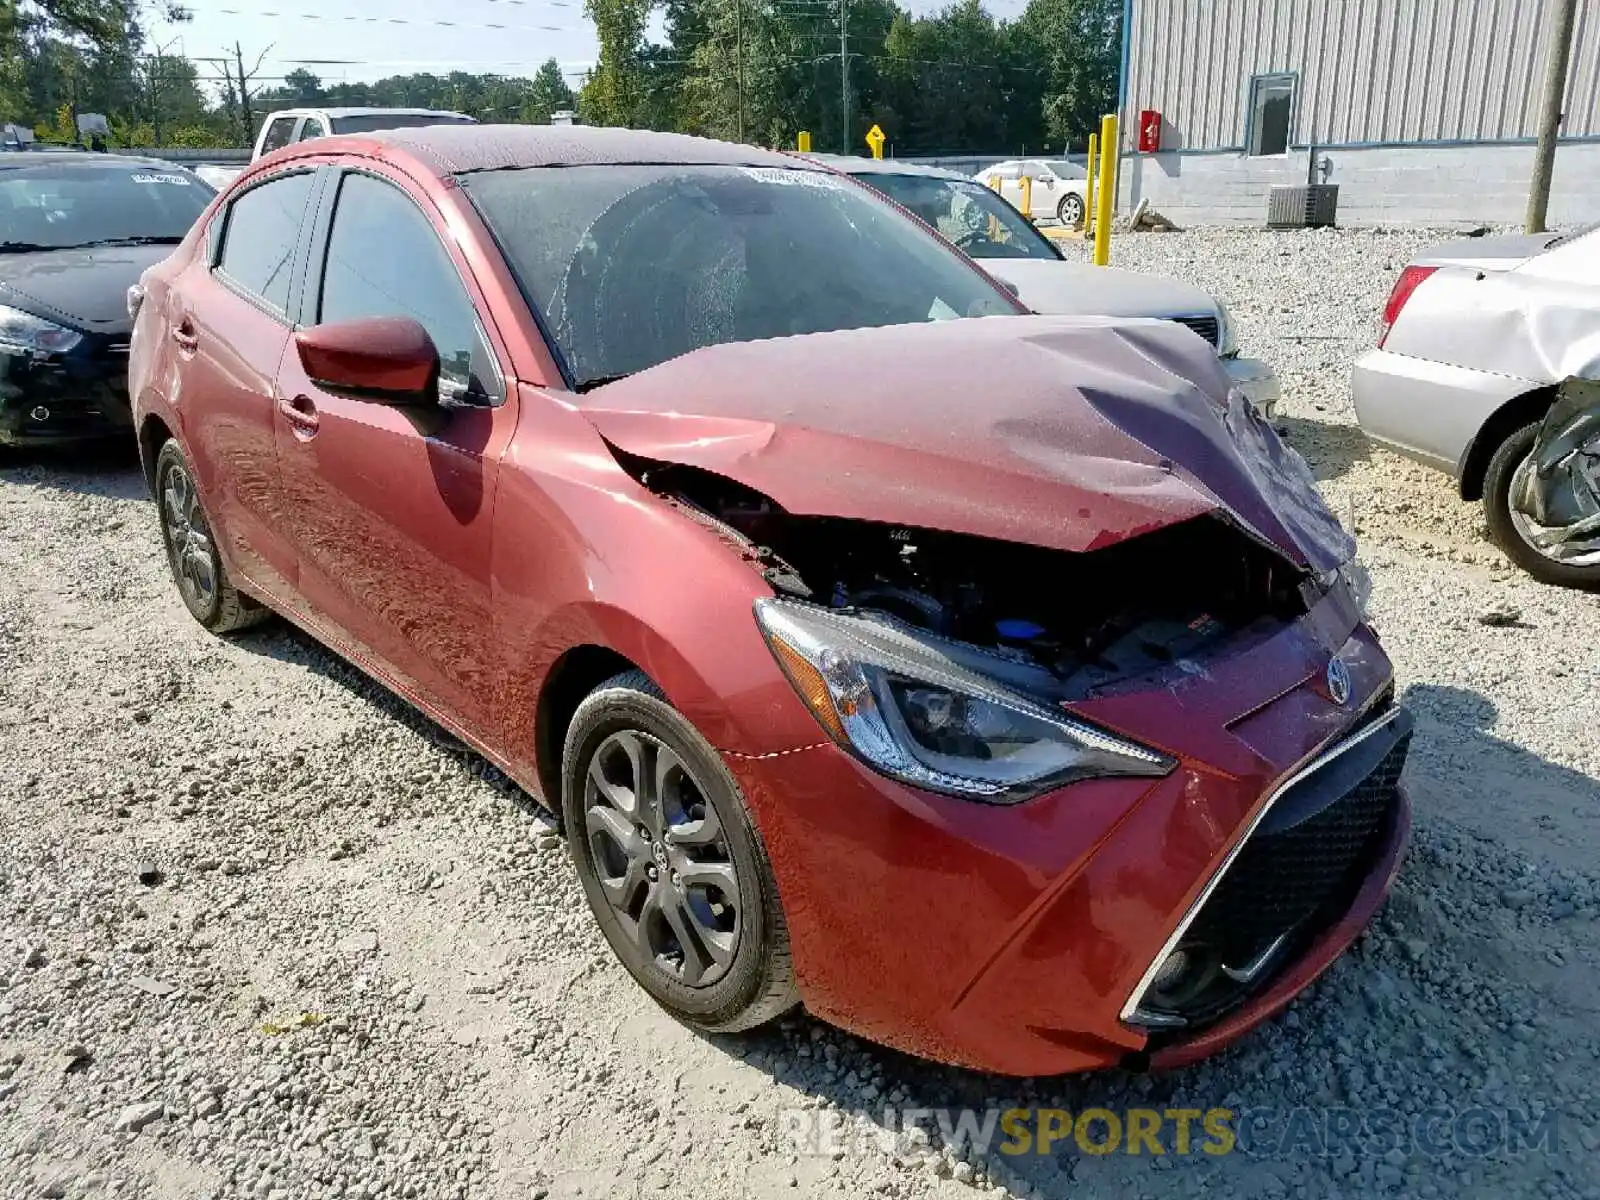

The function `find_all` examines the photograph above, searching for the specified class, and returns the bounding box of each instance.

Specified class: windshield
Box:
[328,113,476,134]
[0,162,213,250]
[1042,160,1087,179]
[860,173,1060,262]
[461,164,1018,388]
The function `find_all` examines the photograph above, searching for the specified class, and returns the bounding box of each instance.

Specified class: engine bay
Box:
[622,451,1317,696]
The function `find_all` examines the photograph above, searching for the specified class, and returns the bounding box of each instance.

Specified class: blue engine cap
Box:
[995,618,1047,641]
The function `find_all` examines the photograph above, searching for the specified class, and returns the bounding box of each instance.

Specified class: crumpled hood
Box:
[576,315,1354,573]
[981,258,1220,323]
[0,244,170,333]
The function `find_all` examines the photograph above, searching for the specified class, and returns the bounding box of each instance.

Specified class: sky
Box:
[152,0,1030,95]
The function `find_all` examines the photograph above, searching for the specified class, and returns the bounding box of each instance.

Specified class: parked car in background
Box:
[193,163,246,191]
[130,125,1404,1076]
[1353,223,1600,588]
[252,107,476,160]
[1,151,213,446]
[974,158,1089,227]
[820,156,1280,419]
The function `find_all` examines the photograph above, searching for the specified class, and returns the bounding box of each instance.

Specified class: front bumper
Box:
[726,599,1405,1076]
[1224,354,1281,421]
[0,343,133,446]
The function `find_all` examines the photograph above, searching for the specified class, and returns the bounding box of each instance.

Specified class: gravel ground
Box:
[3,227,1598,1200]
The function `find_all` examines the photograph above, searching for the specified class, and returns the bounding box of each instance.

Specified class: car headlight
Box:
[1215,303,1240,358]
[0,304,81,355]
[754,598,1175,802]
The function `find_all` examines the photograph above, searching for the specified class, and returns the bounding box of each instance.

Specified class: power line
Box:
[211,8,580,33]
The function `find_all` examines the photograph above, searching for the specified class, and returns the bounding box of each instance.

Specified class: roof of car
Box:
[0,150,189,170]
[363,124,816,175]
[800,153,966,180]
[270,107,471,119]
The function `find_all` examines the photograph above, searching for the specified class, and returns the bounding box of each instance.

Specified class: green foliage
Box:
[1,0,1119,156]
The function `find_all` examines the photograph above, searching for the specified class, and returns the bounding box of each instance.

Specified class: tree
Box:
[281,67,323,104]
[1017,0,1119,151]
[580,0,653,126]
[524,58,575,123]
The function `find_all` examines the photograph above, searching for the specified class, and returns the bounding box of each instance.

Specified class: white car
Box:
[252,107,475,160]
[1353,225,1600,587]
[973,159,1089,228]
[818,156,1279,419]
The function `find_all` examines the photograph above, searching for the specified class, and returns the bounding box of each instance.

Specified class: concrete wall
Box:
[1120,140,1600,227]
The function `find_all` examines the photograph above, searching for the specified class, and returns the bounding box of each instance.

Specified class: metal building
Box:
[1119,0,1600,225]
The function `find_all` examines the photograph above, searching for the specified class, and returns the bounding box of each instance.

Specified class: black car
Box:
[1,152,214,446]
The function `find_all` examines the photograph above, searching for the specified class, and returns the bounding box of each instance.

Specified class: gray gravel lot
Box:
[2,226,1598,1200]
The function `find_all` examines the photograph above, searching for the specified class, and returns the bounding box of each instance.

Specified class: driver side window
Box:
[317,172,500,401]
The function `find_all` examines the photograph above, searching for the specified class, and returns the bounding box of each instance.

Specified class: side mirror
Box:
[294,316,439,403]
[997,278,1020,297]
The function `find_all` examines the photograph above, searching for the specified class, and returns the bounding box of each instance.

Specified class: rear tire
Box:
[1482,421,1600,589]
[562,670,798,1034]
[1057,192,1085,228]
[154,439,271,633]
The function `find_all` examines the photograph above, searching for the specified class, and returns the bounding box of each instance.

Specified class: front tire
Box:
[154,440,270,633]
[1057,192,1085,228]
[1482,421,1600,589]
[562,670,798,1033]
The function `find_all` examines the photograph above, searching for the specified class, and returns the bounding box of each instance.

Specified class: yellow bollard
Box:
[1092,113,1118,266]
[1020,174,1032,220]
[797,130,811,153]
[1084,133,1098,233]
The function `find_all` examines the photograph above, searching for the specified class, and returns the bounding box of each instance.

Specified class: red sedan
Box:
[127,125,1409,1075]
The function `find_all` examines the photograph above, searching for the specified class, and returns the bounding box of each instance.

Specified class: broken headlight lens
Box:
[754,598,1175,802]
[0,304,81,355]
[1340,557,1373,617]
[1215,303,1240,358]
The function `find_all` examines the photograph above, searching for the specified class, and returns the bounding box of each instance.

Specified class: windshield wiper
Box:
[574,372,632,393]
[70,235,185,248]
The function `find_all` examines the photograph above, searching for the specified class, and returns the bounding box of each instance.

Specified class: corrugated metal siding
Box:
[1127,0,1600,150]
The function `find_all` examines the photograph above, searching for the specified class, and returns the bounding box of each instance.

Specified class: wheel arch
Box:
[1458,384,1557,501]
[137,411,175,496]
[533,643,641,814]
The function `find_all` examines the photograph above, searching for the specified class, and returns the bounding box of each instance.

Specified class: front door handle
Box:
[277,394,320,439]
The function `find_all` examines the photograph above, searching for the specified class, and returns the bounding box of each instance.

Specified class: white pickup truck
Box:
[251,107,476,160]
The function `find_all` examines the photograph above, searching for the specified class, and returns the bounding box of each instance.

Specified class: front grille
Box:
[1187,732,1407,967]
[1134,707,1411,1031]
[1169,315,1220,346]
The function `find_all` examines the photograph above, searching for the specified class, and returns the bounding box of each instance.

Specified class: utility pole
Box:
[735,0,746,143]
[839,0,848,153]
[234,42,256,145]
[1525,0,1579,233]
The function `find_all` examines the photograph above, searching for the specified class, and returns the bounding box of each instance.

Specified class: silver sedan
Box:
[1353,226,1600,588]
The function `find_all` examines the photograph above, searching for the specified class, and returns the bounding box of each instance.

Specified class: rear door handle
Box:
[277,394,320,438]
[171,320,198,353]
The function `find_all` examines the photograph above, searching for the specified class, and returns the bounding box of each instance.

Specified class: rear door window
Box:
[215,172,317,316]
[258,117,297,155]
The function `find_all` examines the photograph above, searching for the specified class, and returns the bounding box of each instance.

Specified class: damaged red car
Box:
[128,126,1410,1075]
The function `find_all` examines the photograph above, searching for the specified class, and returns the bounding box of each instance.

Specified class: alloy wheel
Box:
[1508,454,1600,568]
[160,460,219,612]
[583,729,742,988]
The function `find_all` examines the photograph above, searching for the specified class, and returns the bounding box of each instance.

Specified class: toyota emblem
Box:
[1326,656,1352,706]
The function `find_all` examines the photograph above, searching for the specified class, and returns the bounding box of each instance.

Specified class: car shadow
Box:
[229,619,552,824]
[0,440,147,500]
[1399,682,1600,873]
[1274,414,1373,482]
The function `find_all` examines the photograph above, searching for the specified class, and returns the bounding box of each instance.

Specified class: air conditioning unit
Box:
[1267,183,1339,229]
